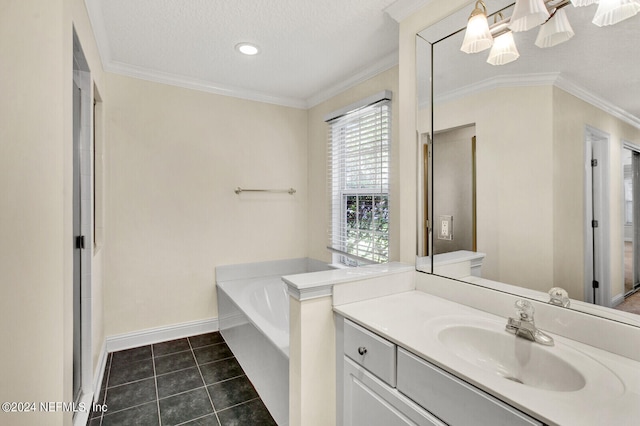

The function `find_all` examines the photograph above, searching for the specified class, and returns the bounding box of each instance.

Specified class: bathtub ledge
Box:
[283,262,414,301]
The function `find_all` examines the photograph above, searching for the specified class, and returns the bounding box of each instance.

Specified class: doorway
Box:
[622,144,640,298]
[431,125,477,256]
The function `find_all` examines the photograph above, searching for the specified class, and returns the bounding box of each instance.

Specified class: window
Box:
[326,92,391,266]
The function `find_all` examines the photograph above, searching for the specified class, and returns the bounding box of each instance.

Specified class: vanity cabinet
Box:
[341,318,542,426]
[397,348,541,426]
[343,320,444,426]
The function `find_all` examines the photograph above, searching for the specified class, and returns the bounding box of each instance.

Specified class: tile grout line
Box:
[150,345,163,426]
[149,352,235,381]
[153,371,246,403]
[215,396,261,414]
[105,374,155,390]
[188,336,223,426]
[174,411,219,426]
[156,384,208,401]
[99,399,161,417]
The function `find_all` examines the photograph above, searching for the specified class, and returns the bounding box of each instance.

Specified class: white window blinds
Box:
[326,92,391,265]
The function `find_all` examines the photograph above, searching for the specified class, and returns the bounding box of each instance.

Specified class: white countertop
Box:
[334,290,640,426]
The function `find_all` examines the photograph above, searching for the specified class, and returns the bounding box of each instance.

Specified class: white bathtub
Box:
[216,258,331,426]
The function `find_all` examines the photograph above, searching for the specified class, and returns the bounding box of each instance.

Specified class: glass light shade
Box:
[535,8,575,48]
[460,8,493,53]
[592,0,640,26]
[509,0,551,32]
[487,31,520,65]
[571,0,599,6]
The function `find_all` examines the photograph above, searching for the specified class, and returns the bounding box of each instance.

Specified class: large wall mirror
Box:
[416,0,640,327]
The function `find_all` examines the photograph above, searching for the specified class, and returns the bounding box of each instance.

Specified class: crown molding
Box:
[102,52,398,111]
[384,0,436,23]
[104,61,308,109]
[432,72,561,106]
[430,72,640,130]
[554,75,640,130]
[305,51,398,109]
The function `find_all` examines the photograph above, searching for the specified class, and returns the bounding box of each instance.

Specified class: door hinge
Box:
[592,280,600,289]
[425,219,430,230]
[75,235,85,250]
[592,220,599,228]
[591,159,598,167]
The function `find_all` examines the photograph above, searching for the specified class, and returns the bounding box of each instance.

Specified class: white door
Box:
[585,127,610,307]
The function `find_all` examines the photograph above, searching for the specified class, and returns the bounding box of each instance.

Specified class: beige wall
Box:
[0,0,105,424]
[307,67,400,263]
[553,87,640,300]
[104,74,309,336]
[429,86,555,293]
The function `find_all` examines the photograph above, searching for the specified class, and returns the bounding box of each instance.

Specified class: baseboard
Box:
[611,293,625,307]
[105,317,219,353]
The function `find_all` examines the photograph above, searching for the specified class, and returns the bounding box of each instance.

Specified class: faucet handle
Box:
[548,287,570,307]
[514,299,535,322]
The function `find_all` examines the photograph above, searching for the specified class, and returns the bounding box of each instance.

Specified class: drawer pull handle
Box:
[358,346,367,356]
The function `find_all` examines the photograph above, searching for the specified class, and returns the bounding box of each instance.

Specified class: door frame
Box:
[622,141,640,300]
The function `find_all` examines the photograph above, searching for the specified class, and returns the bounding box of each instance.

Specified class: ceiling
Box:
[85,0,421,109]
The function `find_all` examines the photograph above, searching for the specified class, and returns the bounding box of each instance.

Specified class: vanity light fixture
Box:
[592,0,640,26]
[461,0,639,65]
[535,7,575,47]
[509,0,551,32]
[461,1,494,53]
[487,30,520,64]
[235,42,260,55]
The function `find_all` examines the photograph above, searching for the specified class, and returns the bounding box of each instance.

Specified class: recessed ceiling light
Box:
[235,43,260,56]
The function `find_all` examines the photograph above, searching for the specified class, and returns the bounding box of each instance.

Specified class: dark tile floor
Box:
[88,332,277,425]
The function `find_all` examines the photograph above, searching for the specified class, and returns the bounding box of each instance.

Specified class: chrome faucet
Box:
[505,300,554,346]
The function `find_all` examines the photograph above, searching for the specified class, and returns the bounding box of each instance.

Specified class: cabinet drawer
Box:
[344,319,396,387]
[397,348,542,426]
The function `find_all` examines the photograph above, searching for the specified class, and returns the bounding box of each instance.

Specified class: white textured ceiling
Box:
[85,0,403,108]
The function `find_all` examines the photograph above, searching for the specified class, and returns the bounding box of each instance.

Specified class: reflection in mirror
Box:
[416,0,640,326]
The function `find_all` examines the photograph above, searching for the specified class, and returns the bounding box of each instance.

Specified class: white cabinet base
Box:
[343,357,445,426]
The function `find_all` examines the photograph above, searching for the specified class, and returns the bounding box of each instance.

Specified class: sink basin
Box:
[438,324,586,392]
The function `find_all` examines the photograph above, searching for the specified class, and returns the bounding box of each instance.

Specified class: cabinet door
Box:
[344,357,445,426]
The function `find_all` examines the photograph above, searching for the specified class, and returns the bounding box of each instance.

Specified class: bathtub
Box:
[216,258,332,426]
